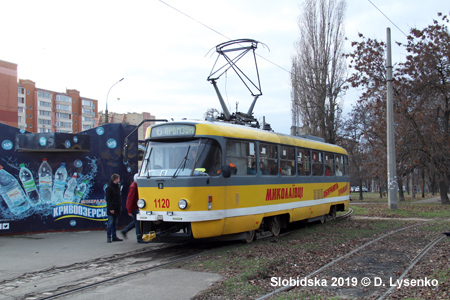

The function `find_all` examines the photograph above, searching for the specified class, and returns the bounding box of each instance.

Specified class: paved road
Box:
[0,230,222,299]
[412,196,444,203]
[351,196,444,204]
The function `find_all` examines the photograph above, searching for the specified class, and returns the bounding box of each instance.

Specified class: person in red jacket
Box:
[121,174,147,243]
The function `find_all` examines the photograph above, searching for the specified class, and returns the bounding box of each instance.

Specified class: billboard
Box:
[0,123,138,234]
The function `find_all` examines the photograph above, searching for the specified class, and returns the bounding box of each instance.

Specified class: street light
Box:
[105,78,124,124]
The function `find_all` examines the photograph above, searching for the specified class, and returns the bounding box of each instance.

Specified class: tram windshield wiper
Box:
[173,145,191,178]
[189,140,204,176]
[143,147,153,178]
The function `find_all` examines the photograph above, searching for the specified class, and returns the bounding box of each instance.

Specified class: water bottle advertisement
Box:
[0,123,138,234]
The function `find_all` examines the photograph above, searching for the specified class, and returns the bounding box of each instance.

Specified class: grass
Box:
[348,205,369,215]
[350,202,450,219]
[274,293,327,300]
[421,221,450,232]
[174,201,450,299]
[350,192,437,202]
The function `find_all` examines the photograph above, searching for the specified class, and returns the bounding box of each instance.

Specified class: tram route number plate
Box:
[151,125,195,138]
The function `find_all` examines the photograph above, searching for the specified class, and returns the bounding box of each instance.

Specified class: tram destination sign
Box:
[151,124,196,138]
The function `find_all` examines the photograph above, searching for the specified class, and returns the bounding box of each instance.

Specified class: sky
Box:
[1,0,448,134]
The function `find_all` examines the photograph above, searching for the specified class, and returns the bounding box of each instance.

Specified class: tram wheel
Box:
[269,216,281,237]
[328,206,337,221]
[244,230,255,243]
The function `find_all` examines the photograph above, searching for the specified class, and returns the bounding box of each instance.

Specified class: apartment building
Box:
[0,60,19,128]
[0,58,98,133]
[2,59,157,136]
[97,111,156,141]
[17,79,98,133]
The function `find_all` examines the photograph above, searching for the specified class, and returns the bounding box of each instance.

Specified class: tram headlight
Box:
[178,199,188,210]
[137,199,146,209]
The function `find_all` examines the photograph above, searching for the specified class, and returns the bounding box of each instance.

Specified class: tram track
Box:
[36,251,202,300]
[256,220,445,300]
[0,243,213,300]
[1,211,355,300]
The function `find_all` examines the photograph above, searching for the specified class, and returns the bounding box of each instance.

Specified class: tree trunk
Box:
[439,179,450,205]
[421,169,425,198]
[430,174,436,195]
[359,181,363,200]
[398,178,405,201]
[406,174,410,195]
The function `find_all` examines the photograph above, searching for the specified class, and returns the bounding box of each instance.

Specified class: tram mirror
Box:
[221,165,231,178]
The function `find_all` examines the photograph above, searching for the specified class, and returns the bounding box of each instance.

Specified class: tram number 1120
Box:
[154,198,170,209]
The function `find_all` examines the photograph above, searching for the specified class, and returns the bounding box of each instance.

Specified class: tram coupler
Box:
[141,226,181,242]
[142,231,157,242]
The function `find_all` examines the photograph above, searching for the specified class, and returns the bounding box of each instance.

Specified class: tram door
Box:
[223,140,259,234]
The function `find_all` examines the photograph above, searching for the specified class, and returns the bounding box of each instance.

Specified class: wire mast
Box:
[207,39,267,127]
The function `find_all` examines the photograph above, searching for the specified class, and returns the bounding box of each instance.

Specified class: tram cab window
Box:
[226,140,256,176]
[139,139,221,177]
[259,143,278,175]
[297,148,311,176]
[335,155,344,176]
[196,141,222,176]
[280,146,295,176]
[312,151,323,176]
[324,153,335,176]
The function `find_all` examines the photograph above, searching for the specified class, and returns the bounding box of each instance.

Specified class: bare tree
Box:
[204,108,220,121]
[346,14,450,204]
[291,0,347,144]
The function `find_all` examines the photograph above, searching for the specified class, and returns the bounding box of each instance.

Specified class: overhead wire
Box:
[366,0,409,38]
[158,0,293,76]
[158,0,231,41]
[158,0,411,76]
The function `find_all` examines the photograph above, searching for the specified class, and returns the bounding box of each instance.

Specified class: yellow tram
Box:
[136,120,350,242]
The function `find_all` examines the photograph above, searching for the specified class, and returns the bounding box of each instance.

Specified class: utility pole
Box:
[386,28,398,209]
[105,78,124,124]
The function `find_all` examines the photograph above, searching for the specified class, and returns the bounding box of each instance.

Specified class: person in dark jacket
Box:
[105,173,123,243]
[121,174,147,243]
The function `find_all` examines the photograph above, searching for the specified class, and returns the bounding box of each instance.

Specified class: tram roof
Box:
[146,120,348,155]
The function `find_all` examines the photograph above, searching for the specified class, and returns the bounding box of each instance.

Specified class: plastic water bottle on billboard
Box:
[72,179,87,203]
[19,163,40,206]
[52,163,67,204]
[38,158,52,204]
[63,173,77,201]
[0,164,31,215]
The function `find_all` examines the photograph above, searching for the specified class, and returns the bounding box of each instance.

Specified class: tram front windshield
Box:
[140,139,222,177]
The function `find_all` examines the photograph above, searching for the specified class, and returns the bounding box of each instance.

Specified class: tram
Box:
[130,39,349,242]
[135,120,350,242]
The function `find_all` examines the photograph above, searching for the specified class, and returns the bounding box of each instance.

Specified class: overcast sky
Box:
[1,0,448,134]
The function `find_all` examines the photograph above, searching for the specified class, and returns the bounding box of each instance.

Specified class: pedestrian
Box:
[121,173,147,243]
[105,173,123,243]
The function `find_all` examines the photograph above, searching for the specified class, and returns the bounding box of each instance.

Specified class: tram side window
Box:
[312,151,323,176]
[280,146,295,176]
[260,143,278,175]
[335,154,344,176]
[297,148,311,176]
[324,152,335,176]
[226,140,256,176]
